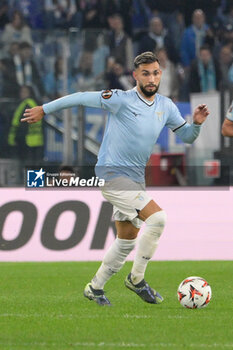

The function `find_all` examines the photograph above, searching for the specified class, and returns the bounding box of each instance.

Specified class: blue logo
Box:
[27,168,45,188]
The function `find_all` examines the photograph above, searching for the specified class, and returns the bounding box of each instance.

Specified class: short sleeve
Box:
[100,89,123,114]
[165,100,187,131]
[226,101,233,122]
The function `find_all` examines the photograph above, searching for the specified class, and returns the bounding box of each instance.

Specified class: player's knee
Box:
[118,230,138,240]
[145,210,167,238]
[116,222,139,240]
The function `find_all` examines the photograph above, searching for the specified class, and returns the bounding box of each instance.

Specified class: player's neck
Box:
[136,87,156,102]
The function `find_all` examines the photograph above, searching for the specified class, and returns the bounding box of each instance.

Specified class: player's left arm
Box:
[177,104,209,143]
[192,104,210,125]
[166,101,210,144]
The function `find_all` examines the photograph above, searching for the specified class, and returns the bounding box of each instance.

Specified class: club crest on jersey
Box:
[156,111,164,121]
[102,90,113,99]
[135,193,144,201]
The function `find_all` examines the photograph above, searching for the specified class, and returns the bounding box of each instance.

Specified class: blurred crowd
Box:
[0,0,232,176]
[0,0,233,103]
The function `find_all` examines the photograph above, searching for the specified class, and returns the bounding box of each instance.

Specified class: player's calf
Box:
[131,210,167,285]
[91,238,137,290]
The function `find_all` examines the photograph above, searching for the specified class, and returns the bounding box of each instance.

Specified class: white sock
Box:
[131,210,167,285]
[91,237,137,290]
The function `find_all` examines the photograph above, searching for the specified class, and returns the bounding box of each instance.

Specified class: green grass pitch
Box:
[0,261,232,350]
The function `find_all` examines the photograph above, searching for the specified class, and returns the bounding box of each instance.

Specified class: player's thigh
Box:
[138,200,162,221]
[115,220,140,240]
[102,178,152,221]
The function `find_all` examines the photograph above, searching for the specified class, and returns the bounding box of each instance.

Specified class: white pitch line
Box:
[70,343,233,348]
[124,314,215,320]
[0,313,191,320]
[0,342,232,349]
[0,313,100,319]
[0,313,227,321]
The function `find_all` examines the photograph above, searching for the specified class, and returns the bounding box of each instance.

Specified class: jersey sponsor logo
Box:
[101,90,113,99]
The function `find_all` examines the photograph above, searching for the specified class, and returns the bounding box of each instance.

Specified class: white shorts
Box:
[101,177,152,228]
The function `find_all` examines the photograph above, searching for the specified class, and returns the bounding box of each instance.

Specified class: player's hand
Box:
[193,104,210,125]
[21,106,45,124]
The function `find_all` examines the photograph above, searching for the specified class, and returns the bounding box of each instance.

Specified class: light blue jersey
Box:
[43,88,201,182]
[226,100,233,122]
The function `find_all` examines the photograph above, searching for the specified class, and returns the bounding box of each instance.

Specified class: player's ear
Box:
[133,70,137,81]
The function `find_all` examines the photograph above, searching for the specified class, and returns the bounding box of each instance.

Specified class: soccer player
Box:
[21,52,210,306]
[222,100,233,137]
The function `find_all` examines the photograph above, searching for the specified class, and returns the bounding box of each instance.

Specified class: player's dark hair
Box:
[134,51,160,69]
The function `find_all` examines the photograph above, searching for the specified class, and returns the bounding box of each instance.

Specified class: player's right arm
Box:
[21,91,103,124]
[21,90,122,124]
[222,101,233,137]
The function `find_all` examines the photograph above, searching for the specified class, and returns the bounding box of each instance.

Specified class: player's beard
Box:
[139,83,159,97]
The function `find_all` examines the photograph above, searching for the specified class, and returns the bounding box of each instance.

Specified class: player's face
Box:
[133,62,162,99]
